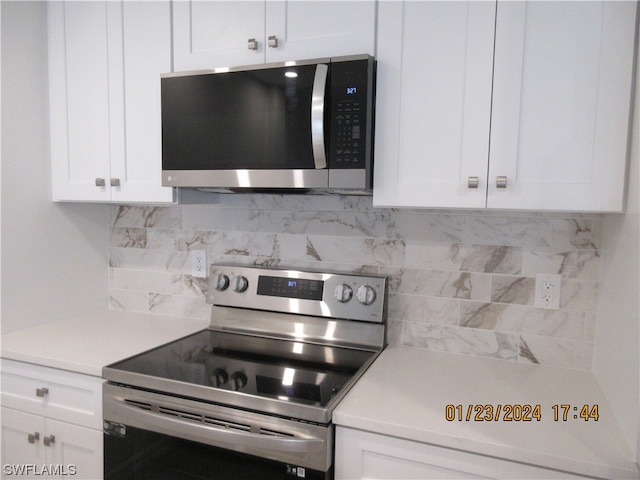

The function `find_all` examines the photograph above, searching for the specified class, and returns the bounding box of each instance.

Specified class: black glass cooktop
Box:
[106,329,376,408]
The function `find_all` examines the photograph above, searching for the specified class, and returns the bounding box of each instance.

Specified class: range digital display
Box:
[257,275,324,301]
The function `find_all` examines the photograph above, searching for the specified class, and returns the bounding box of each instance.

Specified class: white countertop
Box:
[0,310,209,376]
[333,347,639,479]
[3,314,637,478]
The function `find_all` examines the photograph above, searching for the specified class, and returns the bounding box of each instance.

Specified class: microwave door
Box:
[161,63,330,190]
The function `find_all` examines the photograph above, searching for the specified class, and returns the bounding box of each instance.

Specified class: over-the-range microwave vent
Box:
[161,54,376,195]
[190,187,373,196]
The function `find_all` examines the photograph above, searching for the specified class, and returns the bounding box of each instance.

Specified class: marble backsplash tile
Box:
[108,195,602,371]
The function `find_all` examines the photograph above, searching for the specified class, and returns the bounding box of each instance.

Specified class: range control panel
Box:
[206,264,386,324]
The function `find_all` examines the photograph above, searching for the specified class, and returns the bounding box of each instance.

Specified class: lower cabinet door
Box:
[335,427,585,480]
[46,418,103,480]
[1,407,46,475]
[1,407,103,480]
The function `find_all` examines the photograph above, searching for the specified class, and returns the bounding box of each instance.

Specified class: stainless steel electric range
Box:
[102,264,387,480]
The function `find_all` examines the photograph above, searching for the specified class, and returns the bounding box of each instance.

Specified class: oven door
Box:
[103,383,333,480]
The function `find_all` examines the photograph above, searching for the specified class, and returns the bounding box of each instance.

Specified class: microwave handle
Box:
[311,64,329,169]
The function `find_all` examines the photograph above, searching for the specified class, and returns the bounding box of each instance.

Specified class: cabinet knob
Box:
[36,387,49,397]
[468,176,479,189]
[247,38,258,51]
[43,435,56,447]
[110,177,121,187]
[268,35,278,48]
[95,178,106,187]
[496,176,508,188]
[28,432,40,444]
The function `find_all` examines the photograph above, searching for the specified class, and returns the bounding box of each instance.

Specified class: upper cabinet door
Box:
[264,1,376,63]
[109,1,174,204]
[173,1,376,71]
[373,1,496,209]
[173,1,265,71]
[49,2,111,201]
[48,1,174,204]
[488,1,637,211]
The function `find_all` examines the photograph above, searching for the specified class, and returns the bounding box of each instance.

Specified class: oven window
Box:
[105,425,331,480]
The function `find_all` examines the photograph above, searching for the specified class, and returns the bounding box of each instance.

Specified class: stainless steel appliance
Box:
[161,55,376,194]
[103,264,387,479]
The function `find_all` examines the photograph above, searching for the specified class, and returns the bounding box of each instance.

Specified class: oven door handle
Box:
[109,398,325,454]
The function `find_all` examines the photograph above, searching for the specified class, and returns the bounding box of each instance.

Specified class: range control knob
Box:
[232,275,249,293]
[333,284,353,303]
[229,372,248,391]
[356,285,377,306]
[214,274,230,291]
[210,368,229,388]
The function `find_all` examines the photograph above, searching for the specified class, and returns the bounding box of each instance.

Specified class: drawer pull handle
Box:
[44,435,56,447]
[268,35,278,48]
[28,432,40,444]
[110,177,121,187]
[468,176,479,189]
[247,38,258,50]
[36,387,49,397]
[496,176,508,188]
[95,178,106,187]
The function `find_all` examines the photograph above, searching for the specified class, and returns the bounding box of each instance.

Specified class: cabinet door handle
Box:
[268,35,278,48]
[36,387,49,397]
[468,176,479,189]
[247,38,257,50]
[110,178,121,187]
[28,432,40,444]
[43,435,56,447]
[95,178,106,187]
[496,176,508,188]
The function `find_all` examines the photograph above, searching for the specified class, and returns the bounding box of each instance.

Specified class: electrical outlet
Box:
[191,250,208,278]
[535,274,561,310]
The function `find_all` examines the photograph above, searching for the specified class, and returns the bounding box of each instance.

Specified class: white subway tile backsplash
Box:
[108,195,602,370]
[404,323,520,361]
[522,249,599,280]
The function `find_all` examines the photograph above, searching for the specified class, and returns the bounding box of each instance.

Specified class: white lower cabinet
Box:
[0,360,103,479]
[1,408,103,479]
[335,427,586,480]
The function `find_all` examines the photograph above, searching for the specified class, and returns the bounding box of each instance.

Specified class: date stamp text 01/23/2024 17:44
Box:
[445,404,600,422]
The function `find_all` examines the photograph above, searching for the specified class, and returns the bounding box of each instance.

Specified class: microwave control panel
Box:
[329,58,375,170]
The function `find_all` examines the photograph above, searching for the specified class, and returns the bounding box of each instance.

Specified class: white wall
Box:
[593,51,640,457]
[1,1,109,334]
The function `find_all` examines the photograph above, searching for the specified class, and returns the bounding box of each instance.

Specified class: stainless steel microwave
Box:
[161,55,375,194]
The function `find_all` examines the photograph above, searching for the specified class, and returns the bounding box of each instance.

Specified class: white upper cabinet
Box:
[173,1,265,71]
[374,0,637,212]
[173,0,376,71]
[488,1,637,211]
[48,1,175,203]
[373,1,496,209]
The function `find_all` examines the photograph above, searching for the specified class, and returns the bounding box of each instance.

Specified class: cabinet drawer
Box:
[0,359,103,430]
